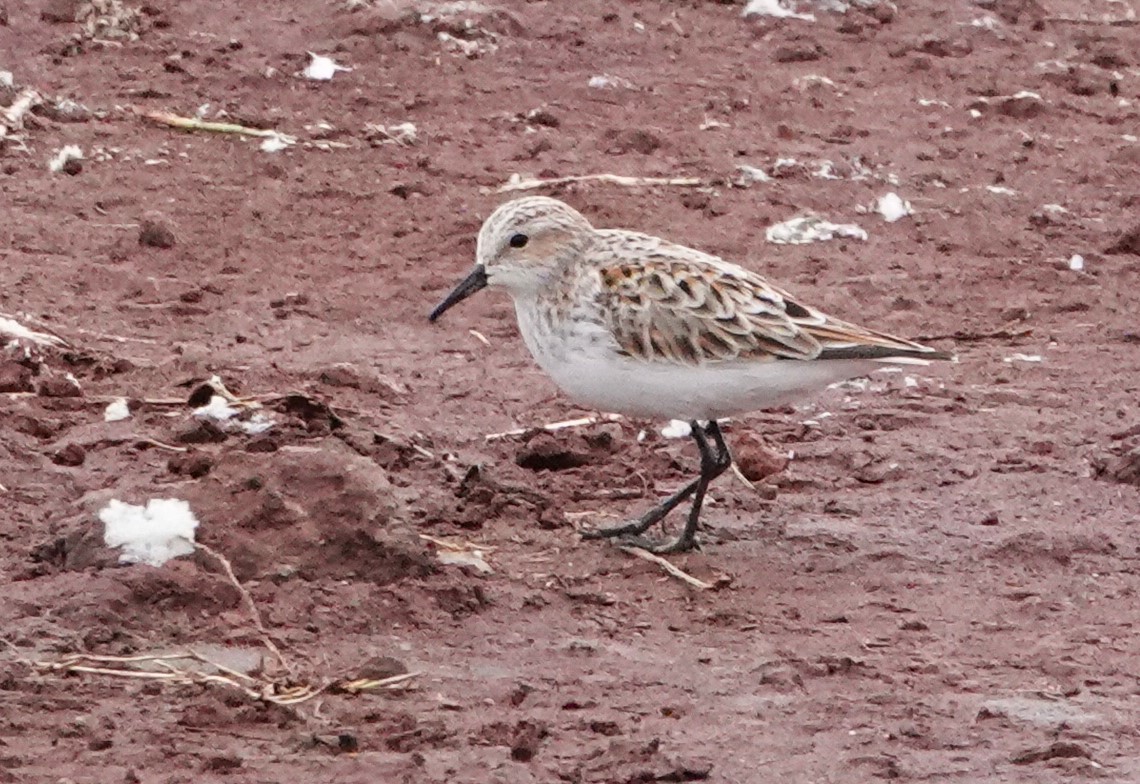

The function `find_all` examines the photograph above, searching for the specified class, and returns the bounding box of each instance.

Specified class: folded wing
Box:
[596,239,949,367]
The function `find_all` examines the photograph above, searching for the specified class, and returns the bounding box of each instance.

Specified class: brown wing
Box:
[597,246,946,367]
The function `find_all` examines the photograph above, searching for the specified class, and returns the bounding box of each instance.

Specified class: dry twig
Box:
[486,413,623,441]
[619,546,714,590]
[500,173,703,192]
[139,109,294,142]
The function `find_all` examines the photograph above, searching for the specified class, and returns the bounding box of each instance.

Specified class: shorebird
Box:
[430,197,951,552]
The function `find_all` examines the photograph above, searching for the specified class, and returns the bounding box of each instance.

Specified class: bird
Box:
[429,196,952,553]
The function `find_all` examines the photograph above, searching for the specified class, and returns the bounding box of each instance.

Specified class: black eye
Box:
[508,233,529,249]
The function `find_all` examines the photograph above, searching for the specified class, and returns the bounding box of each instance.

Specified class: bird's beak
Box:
[428,265,488,322]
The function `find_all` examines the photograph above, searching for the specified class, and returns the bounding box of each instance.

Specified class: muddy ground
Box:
[2,0,1140,781]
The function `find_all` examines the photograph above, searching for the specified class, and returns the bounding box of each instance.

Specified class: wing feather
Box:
[596,237,948,367]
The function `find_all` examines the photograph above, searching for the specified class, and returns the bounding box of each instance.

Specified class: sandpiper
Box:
[430,196,951,553]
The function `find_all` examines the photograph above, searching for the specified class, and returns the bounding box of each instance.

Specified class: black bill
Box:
[428,266,488,322]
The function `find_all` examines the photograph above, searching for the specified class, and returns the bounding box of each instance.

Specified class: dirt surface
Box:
[3,0,1140,781]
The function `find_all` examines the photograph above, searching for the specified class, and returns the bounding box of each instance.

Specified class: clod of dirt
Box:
[179,444,433,584]
[167,450,213,478]
[138,218,176,249]
[857,1,896,23]
[318,363,407,401]
[602,128,661,155]
[121,559,243,611]
[1010,741,1091,765]
[996,92,1046,119]
[476,719,549,762]
[585,738,712,782]
[0,360,34,393]
[51,443,86,467]
[0,3,9,25]
[36,373,82,397]
[173,418,228,444]
[525,108,560,128]
[515,433,592,472]
[1093,447,1140,487]
[731,432,788,482]
[354,655,408,680]
[1104,224,1140,256]
[201,754,243,773]
[773,39,825,63]
[908,34,974,58]
[986,0,1046,26]
[41,0,83,23]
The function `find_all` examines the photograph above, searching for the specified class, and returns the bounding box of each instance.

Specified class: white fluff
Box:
[1068,254,1085,271]
[239,412,275,435]
[736,165,771,185]
[742,0,815,20]
[877,192,913,222]
[587,74,634,90]
[303,53,351,80]
[661,420,693,439]
[194,395,239,421]
[260,132,294,153]
[766,215,868,245]
[100,499,199,567]
[104,398,131,422]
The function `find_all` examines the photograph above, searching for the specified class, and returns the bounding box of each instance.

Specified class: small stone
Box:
[51,443,86,467]
[37,374,82,398]
[773,41,825,63]
[61,158,82,176]
[516,433,591,472]
[138,218,176,249]
[732,433,788,482]
[526,108,560,128]
[997,92,1045,119]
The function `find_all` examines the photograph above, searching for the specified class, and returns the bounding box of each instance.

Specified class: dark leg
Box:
[582,421,733,552]
[581,423,710,540]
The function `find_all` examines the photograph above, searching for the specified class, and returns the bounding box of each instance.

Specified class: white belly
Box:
[539,349,880,420]
[514,300,882,420]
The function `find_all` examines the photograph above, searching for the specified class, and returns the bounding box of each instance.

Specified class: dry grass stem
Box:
[140,110,294,142]
[619,546,714,590]
[500,173,703,192]
[485,413,623,441]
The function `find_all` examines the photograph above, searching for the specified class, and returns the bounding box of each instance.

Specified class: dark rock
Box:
[138,218,176,249]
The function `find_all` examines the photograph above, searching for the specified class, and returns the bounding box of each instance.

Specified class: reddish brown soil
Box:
[3,0,1140,781]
